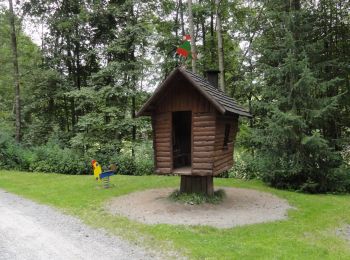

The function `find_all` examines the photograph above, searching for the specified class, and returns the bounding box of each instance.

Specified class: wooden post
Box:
[180,176,214,196]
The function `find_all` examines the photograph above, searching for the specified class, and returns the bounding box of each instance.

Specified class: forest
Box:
[0,0,349,193]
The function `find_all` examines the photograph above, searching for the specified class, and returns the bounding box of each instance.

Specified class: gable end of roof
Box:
[137,67,252,118]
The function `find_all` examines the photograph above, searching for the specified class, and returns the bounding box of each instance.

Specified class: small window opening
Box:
[223,124,231,148]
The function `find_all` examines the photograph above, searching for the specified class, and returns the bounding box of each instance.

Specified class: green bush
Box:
[114,140,154,176]
[0,132,28,170]
[229,149,260,179]
[254,133,350,193]
[0,132,154,176]
[28,143,88,174]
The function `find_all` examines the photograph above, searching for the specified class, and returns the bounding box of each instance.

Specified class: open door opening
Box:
[172,111,192,172]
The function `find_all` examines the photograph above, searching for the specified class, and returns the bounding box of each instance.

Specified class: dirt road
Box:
[0,189,159,260]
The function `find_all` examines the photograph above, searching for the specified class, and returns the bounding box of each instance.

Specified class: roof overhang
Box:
[136,67,252,118]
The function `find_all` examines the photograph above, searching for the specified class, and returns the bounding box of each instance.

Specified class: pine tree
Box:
[251,0,349,193]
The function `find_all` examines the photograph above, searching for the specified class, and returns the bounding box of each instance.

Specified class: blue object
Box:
[99,170,115,179]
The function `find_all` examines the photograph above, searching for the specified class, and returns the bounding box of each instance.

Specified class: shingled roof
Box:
[137,67,252,117]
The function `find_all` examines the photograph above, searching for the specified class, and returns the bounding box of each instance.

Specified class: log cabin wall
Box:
[152,112,172,174]
[192,112,216,176]
[153,80,216,175]
[213,114,239,176]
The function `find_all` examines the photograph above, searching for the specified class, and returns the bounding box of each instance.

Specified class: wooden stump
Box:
[180,176,214,196]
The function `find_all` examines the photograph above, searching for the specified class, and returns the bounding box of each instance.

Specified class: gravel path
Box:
[106,187,292,229]
[0,189,161,260]
[336,225,350,241]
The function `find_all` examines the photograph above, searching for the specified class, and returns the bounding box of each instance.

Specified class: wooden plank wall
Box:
[153,112,172,174]
[155,81,214,113]
[192,112,216,176]
[152,79,220,176]
[213,115,239,176]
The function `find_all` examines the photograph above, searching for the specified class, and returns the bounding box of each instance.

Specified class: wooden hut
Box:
[137,67,252,195]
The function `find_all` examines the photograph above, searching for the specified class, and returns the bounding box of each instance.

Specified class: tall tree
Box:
[188,0,197,72]
[8,0,21,142]
[248,0,350,192]
[216,0,225,91]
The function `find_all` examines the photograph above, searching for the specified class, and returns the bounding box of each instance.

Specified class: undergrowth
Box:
[169,189,226,204]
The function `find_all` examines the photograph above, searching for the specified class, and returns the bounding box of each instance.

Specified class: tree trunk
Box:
[216,0,225,92]
[180,176,214,196]
[131,94,136,158]
[210,0,215,65]
[130,3,137,159]
[188,0,197,73]
[199,0,206,52]
[180,0,185,36]
[175,0,180,38]
[8,0,21,143]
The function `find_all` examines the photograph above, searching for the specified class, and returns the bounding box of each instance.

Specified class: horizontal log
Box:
[193,151,214,158]
[193,121,215,127]
[177,171,192,176]
[192,131,216,137]
[156,146,171,152]
[192,162,213,169]
[193,158,214,164]
[156,137,171,143]
[193,140,215,146]
[215,145,234,150]
[214,162,233,173]
[193,113,216,121]
[156,168,172,174]
[193,146,214,152]
[155,132,171,138]
[214,156,233,163]
[214,153,233,162]
[214,158,233,170]
[156,151,171,157]
[191,169,213,176]
[155,125,171,131]
[214,146,233,152]
[157,162,172,168]
[193,135,215,142]
[156,142,171,147]
[214,157,231,166]
[193,126,216,132]
[213,165,232,176]
[193,112,214,116]
[156,156,171,162]
[155,126,170,131]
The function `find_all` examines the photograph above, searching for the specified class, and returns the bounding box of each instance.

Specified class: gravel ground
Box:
[336,225,350,241]
[106,187,292,229]
[0,189,162,260]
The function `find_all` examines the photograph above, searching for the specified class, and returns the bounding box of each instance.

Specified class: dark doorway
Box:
[172,111,192,169]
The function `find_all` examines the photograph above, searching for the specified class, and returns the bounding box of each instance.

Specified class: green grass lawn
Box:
[0,170,349,259]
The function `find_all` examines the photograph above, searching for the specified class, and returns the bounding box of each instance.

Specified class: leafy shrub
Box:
[113,140,154,176]
[255,133,350,193]
[28,142,88,174]
[229,149,260,179]
[0,131,154,176]
[0,132,28,170]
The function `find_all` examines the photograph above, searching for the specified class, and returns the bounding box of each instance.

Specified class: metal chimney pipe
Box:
[205,70,220,89]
